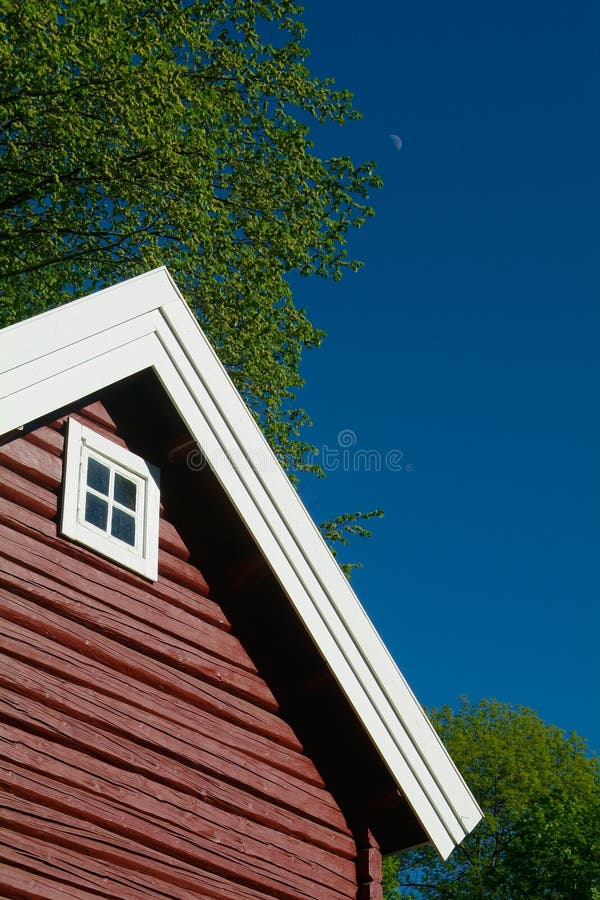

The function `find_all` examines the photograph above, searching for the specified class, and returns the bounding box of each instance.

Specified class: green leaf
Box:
[0,0,380,480]
[385,698,600,899]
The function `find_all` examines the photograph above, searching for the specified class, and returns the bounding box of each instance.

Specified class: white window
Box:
[61,418,160,580]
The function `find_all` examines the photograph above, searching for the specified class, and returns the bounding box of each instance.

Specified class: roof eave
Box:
[0,267,483,857]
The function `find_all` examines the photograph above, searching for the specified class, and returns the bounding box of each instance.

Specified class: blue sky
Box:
[290,1,600,752]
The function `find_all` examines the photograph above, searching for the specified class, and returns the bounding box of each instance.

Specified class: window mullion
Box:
[107,466,116,536]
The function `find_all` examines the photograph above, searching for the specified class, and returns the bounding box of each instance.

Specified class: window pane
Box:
[111,507,136,546]
[114,473,137,510]
[84,492,108,531]
[87,457,110,495]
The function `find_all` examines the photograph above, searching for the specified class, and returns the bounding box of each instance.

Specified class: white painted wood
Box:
[0,332,160,436]
[0,268,483,857]
[0,314,158,402]
[0,268,173,374]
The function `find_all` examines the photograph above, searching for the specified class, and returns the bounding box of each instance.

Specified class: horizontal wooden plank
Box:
[1,424,202,582]
[1,797,269,900]
[0,595,316,782]
[0,621,330,796]
[0,496,223,626]
[0,555,273,709]
[0,517,252,671]
[0,464,57,519]
[158,548,210,594]
[23,425,64,457]
[0,451,188,562]
[0,583,297,751]
[0,858,101,900]
[0,677,355,858]
[0,830,159,900]
[0,437,61,489]
[158,517,191,562]
[0,722,356,891]
[0,449,208,594]
[0,633,342,823]
[0,630,341,816]
[0,761,354,900]
[3,417,190,563]
[155,570,218,618]
[0,535,243,672]
[0,492,58,538]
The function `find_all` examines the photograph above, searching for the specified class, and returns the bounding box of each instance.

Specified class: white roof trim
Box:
[0,267,482,857]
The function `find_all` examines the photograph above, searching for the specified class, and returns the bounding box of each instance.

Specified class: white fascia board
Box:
[0,325,162,438]
[0,268,483,857]
[155,299,483,855]
[0,314,158,405]
[0,268,174,376]
[153,336,462,848]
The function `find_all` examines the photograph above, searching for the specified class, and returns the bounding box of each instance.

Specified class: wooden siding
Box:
[0,401,362,899]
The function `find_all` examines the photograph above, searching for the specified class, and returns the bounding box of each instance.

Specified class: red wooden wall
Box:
[0,399,379,899]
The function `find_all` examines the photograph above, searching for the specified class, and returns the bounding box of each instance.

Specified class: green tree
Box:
[384,698,600,899]
[0,0,380,481]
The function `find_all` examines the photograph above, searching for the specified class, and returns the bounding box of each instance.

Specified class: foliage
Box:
[383,698,600,899]
[0,0,380,483]
[319,509,384,577]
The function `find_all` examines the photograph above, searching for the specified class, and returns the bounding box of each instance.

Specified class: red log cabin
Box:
[0,268,481,899]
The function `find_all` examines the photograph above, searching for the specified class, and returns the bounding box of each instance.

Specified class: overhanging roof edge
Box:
[0,268,483,857]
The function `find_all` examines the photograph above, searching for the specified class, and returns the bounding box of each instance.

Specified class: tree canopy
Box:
[383,698,600,899]
[0,0,380,478]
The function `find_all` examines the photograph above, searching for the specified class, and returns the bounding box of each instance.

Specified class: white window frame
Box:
[61,418,160,580]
